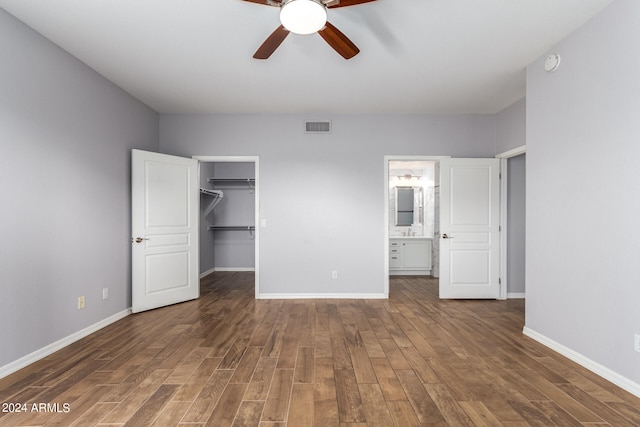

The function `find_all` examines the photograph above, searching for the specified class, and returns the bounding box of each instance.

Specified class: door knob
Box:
[132,237,149,243]
[442,233,453,239]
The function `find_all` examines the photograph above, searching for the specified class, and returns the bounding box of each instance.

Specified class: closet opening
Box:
[195,156,259,297]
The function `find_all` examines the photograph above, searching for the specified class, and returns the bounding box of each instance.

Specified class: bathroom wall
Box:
[388,161,436,237]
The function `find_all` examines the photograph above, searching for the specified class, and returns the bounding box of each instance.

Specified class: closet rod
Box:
[200,188,223,197]
[200,188,223,217]
[207,178,255,183]
[207,225,255,230]
[207,225,255,239]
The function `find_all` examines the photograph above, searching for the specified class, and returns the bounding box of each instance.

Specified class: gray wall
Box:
[496,99,527,297]
[507,154,526,296]
[496,97,526,154]
[526,0,640,386]
[159,114,496,296]
[199,162,217,274]
[0,9,158,368]
[209,162,256,270]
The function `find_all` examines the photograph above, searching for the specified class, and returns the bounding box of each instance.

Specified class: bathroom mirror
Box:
[395,187,415,226]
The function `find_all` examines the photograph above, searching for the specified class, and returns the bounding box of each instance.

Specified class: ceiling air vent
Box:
[305,121,332,134]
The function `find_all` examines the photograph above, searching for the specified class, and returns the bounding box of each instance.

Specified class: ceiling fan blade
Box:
[241,0,280,6]
[318,21,360,59]
[253,25,290,59]
[326,0,377,8]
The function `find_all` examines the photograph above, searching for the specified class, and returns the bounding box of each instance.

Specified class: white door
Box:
[439,158,500,298]
[131,149,199,313]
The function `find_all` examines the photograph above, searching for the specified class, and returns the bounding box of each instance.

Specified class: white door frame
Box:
[193,155,260,299]
[383,155,450,297]
[495,145,526,300]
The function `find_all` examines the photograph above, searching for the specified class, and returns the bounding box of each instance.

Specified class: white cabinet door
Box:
[439,158,500,299]
[402,241,431,269]
[131,149,199,313]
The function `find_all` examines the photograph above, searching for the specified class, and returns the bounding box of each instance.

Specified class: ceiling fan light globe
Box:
[280,0,327,35]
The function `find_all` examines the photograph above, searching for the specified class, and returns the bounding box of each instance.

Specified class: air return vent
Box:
[305,121,332,134]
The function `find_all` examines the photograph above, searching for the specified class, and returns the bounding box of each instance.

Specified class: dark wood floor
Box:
[1,272,640,426]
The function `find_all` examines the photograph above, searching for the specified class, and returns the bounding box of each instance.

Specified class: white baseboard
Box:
[390,270,432,276]
[257,293,387,300]
[0,308,131,380]
[507,292,526,299]
[199,267,216,278]
[523,326,640,398]
[200,267,255,278]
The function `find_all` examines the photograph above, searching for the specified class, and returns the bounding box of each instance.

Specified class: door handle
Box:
[442,233,453,239]
[132,237,149,243]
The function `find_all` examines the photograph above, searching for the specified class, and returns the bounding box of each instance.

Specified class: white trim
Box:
[499,158,508,300]
[212,267,256,272]
[0,308,131,380]
[389,271,432,276]
[194,155,260,163]
[383,155,451,298]
[496,146,526,301]
[199,267,216,278]
[258,293,387,300]
[523,327,640,398]
[496,145,526,159]
[193,156,260,299]
[507,292,526,299]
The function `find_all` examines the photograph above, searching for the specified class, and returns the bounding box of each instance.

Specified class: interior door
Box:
[131,149,199,313]
[439,158,500,298]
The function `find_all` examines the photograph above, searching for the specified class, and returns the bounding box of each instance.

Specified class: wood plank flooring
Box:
[1,272,639,426]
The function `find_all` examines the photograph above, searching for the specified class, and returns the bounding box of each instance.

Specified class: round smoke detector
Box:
[544,54,561,72]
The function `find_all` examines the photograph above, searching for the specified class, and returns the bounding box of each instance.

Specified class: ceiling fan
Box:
[243,0,378,60]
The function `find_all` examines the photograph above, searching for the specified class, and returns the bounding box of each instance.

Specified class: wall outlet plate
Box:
[634,334,640,353]
[78,296,85,309]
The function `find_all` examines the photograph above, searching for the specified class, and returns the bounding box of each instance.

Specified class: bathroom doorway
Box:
[387,159,438,277]
[384,156,447,297]
[384,155,505,299]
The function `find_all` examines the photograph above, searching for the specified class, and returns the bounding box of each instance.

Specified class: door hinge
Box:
[499,172,502,179]
[498,278,502,284]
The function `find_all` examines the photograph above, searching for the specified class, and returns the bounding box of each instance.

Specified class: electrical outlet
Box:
[102,288,109,299]
[77,296,85,309]
[634,334,640,353]
[331,270,338,279]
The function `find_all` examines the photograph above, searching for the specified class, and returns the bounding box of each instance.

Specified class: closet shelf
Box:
[207,178,255,191]
[207,225,255,239]
[200,188,223,217]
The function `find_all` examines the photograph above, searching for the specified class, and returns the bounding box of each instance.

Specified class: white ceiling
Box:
[0,0,614,114]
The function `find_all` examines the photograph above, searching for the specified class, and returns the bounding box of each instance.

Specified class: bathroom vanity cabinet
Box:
[389,237,432,275]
